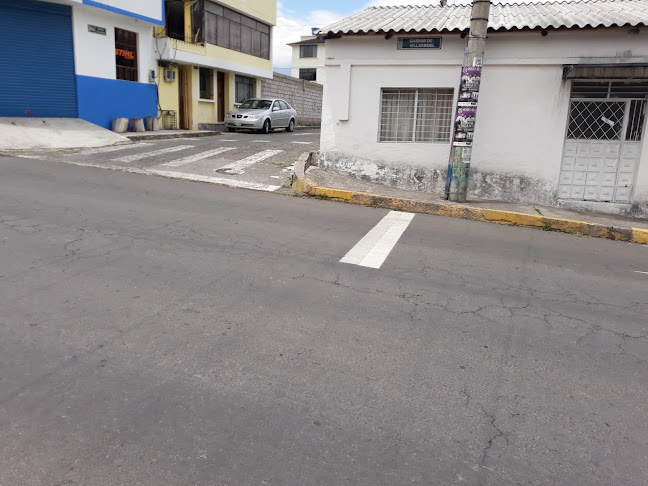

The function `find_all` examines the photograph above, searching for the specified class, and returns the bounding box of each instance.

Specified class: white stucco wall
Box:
[71,4,157,83]
[320,28,648,210]
[82,0,163,24]
[291,42,326,86]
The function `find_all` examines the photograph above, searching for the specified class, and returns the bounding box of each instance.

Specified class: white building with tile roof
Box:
[318,0,648,216]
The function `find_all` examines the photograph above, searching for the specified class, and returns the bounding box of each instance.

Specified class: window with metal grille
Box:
[199,67,214,100]
[115,28,138,82]
[567,101,625,140]
[379,88,454,143]
[626,100,647,142]
[235,75,255,104]
[300,45,317,58]
[299,68,316,81]
[571,81,648,99]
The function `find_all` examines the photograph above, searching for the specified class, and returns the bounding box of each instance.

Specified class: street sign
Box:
[88,25,107,35]
[397,37,442,50]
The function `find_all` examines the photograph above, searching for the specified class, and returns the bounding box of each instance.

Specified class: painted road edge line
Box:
[341,211,415,269]
[161,147,236,167]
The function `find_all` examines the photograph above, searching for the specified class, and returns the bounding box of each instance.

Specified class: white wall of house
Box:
[291,40,326,86]
[72,4,158,82]
[321,28,648,213]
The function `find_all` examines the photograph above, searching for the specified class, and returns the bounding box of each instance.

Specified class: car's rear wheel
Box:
[227,127,235,132]
[285,119,295,132]
[260,119,271,134]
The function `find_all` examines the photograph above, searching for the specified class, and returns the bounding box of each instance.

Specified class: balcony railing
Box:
[153,26,204,45]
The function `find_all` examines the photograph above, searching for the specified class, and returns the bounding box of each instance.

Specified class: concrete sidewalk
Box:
[292,153,648,245]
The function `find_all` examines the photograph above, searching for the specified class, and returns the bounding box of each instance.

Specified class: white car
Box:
[225,98,297,134]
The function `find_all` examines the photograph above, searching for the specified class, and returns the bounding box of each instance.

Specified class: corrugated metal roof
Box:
[318,0,648,36]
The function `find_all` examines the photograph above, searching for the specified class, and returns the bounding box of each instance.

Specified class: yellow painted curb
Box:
[632,227,648,245]
[292,177,646,245]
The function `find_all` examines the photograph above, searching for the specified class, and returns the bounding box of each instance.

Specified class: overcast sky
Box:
[273,0,420,73]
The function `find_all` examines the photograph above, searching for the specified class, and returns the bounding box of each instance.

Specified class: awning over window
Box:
[563,64,648,80]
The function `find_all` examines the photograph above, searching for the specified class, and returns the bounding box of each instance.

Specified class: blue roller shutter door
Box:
[0,0,77,117]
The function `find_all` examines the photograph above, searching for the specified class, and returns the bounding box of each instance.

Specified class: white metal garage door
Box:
[558,82,647,203]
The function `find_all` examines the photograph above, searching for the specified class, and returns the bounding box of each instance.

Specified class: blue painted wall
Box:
[77,76,157,129]
[0,0,77,117]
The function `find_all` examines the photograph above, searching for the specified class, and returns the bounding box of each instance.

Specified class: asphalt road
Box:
[1,155,647,486]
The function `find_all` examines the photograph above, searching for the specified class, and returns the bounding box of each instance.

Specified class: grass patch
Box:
[316,194,331,200]
[542,223,552,231]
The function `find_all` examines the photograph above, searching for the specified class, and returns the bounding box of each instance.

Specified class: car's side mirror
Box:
[273,106,280,111]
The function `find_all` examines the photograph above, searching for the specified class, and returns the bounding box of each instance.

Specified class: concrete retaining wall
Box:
[261,72,323,126]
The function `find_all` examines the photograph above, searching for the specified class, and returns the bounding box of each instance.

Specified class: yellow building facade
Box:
[155,0,276,130]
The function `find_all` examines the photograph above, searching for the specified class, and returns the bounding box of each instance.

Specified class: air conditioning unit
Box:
[163,69,176,83]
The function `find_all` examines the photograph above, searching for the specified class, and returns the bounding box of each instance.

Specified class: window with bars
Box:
[115,28,138,82]
[567,81,648,142]
[235,75,255,104]
[379,88,454,143]
[567,101,625,140]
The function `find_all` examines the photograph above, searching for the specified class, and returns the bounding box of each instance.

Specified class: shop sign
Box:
[397,37,442,50]
[115,49,135,60]
[88,24,106,35]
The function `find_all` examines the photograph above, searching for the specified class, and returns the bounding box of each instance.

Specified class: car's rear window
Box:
[240,99,272,110]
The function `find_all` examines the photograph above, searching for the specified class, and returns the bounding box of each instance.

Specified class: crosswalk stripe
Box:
[216,149,283,175]
[76,143,151,155]
[160,147,236,167]
[148,169,281,192]
[341,211,415,269]
[113,145,193,163]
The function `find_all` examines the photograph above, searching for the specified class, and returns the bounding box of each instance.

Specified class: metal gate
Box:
[0,0,77,118]
[558,82,647,203]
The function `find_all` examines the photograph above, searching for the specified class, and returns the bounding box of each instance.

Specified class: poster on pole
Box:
[453,105,476,147]
[452,65,482,148]
[458,66,481,105]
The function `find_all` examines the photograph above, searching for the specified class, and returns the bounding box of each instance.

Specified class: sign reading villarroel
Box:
[397,37,442,50]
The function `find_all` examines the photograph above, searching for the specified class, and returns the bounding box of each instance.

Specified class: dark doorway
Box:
[217,71,225,122]
[178,67,190,130]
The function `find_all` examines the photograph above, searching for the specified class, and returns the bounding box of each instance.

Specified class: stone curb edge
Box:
[125,131,222,141]
[292,164,647,245]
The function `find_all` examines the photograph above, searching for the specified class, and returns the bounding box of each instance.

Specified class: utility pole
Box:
[444,0,491,202]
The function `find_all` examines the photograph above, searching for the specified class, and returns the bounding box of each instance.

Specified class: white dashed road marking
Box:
[635,271,648,275]
[160,147,236,167]
[291,141,312,144]
[341,211,415,269]
[76,143,151,155]
[216,150,283,175]
[112,145,193,163]
[148,169,281,192]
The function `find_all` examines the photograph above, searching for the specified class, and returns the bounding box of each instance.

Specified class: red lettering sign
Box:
[115,48,135,60]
